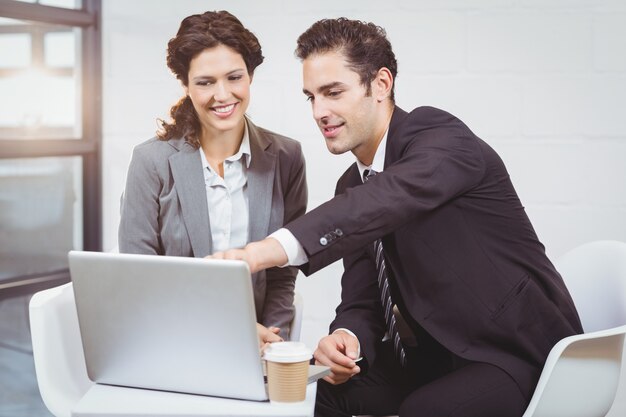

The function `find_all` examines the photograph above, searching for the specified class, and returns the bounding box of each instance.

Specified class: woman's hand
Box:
[256,323,283,352]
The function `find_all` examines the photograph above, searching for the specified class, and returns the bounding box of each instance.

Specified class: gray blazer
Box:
[118,119,307,339]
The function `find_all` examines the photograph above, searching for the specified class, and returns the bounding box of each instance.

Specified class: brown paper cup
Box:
[266,360,309,403]
[263,341,312,404]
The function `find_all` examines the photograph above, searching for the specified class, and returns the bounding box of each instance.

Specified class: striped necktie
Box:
[363,169,407,367]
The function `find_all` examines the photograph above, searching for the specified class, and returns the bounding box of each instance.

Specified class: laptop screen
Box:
[70,251,268,401]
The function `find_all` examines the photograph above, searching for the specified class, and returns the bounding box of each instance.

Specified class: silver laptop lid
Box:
[69,250,267,401]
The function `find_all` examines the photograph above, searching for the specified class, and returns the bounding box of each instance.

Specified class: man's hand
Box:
[314,331,361,385]
[207,238,288,273]
[256,323,283,352]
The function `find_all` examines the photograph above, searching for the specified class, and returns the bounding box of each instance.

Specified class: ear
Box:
[373,67,393,102]
[182,82,189,97]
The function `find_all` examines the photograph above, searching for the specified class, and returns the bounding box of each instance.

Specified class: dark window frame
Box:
[0,0,102,299]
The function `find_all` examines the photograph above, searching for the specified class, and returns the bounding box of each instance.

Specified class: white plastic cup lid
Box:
[263,341,312,363]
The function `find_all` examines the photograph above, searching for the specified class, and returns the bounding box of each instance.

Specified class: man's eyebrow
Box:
[303,81,345,96]
[225,68,246,75]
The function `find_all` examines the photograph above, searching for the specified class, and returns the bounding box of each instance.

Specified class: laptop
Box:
[69,250,328,401]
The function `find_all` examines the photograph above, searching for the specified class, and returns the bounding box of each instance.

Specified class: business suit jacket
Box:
[119,118,307,338]
[287,106,582,397]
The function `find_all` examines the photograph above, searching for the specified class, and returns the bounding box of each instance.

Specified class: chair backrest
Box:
[522,326,626,417]
[29,283,93,417]
[555,240,626,332]
[290,291,304,341]
[522,240,626,417]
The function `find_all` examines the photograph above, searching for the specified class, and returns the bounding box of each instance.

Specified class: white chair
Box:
[522,240,626,417]
[29,282,304,417]
[290,292,304,341]
[554,240,626,333]
[29,283,93,417]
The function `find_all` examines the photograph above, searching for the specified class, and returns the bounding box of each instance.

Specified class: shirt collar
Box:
[228,119,252,168]
[199,120,252,175]
[356,128,388,183]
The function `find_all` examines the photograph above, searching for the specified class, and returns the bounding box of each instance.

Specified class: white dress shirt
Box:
[200,123,251,253]
[270,129,389,265]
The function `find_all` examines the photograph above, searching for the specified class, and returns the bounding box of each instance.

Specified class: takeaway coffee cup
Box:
[263,341,312,404]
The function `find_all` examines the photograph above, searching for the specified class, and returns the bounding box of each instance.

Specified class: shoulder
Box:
[408,105,457,121]
[132,136,184,157]
[128,137,190,174]
[130,136,191,163]
[403,106,471,134]
[385,106,487,173]
[392,106,479,148]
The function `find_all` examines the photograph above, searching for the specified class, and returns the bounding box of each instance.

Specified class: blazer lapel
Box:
[247,120,276,243]
[168,139,213,256]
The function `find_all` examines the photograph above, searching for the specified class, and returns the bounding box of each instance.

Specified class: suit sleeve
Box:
[330,246,386,366]
[118,145,163,255]
[287,123,485,275]
[261,142,308,339]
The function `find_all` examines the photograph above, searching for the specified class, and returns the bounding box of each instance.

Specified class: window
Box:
[0,0,101,296]
[0,1,101,415]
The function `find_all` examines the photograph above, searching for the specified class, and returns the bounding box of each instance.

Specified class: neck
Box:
[199,119,245,162]
[353,102,394,166]
[199,119,245,178]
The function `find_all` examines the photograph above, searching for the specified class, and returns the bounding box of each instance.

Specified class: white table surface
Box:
[71,383,317,417]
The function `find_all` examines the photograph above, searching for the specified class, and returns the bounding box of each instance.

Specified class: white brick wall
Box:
[468,12,591,72]
[102,1,626,413]
[594,13,626,70]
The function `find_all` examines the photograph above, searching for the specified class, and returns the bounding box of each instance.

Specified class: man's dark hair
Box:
[295,17,398,101]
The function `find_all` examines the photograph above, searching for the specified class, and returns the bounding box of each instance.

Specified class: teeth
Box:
[213,104,235,113]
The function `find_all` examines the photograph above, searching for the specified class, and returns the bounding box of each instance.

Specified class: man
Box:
[213,18,582,417]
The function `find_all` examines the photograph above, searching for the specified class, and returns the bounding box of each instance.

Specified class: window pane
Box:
[40,0,82,9]
[0,17,28,25]
[0,73,77,128]
[0,23,82,139]
[0,33,31,68]
[44,30,75,67]
[0,156,83,283]
[6,0,83,8]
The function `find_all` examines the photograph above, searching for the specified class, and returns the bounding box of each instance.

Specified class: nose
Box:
[312,99,330,124]
[213,80,230,102]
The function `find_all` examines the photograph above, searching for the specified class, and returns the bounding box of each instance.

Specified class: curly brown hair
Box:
[295,17,397,101]
[158,10,264,148]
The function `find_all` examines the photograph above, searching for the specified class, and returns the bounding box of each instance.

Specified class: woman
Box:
[118,11,307,343]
